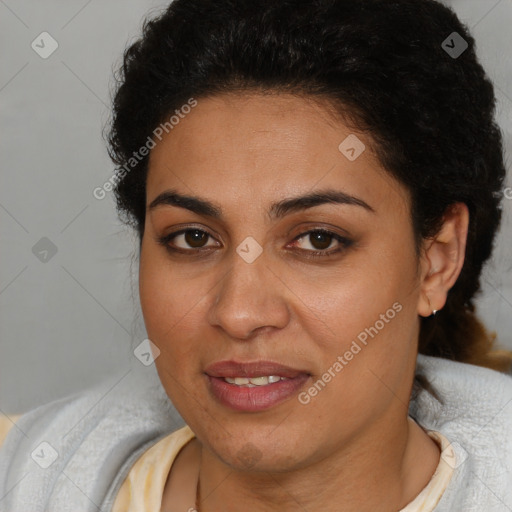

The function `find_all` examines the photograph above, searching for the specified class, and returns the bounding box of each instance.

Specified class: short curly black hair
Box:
[106,0,510,371]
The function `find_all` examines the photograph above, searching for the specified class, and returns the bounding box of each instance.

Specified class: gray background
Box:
[1,0,511,415]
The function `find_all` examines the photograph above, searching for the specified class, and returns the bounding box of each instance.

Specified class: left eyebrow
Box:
[268,189,375,219]
[148,188,375,219]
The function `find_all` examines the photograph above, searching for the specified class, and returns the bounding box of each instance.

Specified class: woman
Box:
[1,0,512,510]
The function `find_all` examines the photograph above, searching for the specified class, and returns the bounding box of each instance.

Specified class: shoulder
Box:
[411,354,512,510]
[0,367,185,511]
[112,425,195,512]
[412,353,512,426]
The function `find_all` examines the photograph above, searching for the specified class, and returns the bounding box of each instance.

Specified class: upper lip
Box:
[204,360,309,379]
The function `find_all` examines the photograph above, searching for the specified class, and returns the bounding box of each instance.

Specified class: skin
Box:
[139,92,469,511]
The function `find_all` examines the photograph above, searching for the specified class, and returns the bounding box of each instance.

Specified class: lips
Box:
[204,360,311,412]
[204,360,307,379]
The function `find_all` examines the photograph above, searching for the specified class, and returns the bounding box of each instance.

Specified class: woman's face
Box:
[140,92,424,472]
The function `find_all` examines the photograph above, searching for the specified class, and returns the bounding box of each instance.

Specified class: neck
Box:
[195,414,440,512]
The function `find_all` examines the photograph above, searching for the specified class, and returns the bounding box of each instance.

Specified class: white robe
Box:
[1,354,511,511]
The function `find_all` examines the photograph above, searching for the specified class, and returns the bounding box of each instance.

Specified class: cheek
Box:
[139,245,203,338]
[139,254,206,413]
[138,245,218,383]
[292,247,419,410]
[292,255,411,351]
[294,295,414,431]
[139,249,185,372]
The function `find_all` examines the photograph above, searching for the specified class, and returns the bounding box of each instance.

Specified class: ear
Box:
[417,202,469,318]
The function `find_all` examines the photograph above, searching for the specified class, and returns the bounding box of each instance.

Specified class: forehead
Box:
[149,92,358,165]
[146,93,409,218]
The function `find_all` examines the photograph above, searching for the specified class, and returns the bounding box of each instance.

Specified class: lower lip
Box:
[207,374,310,412]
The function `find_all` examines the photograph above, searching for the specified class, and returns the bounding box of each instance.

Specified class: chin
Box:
[205,428,312,473]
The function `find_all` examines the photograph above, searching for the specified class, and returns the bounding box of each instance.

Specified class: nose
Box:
[207,251,291,340]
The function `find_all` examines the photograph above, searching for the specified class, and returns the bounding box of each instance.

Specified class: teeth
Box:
[249,376,270,386]
[224,375,287,386]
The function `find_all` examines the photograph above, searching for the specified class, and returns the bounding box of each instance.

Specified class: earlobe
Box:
[417,203,469,318]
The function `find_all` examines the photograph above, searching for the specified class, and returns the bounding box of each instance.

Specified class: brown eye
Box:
[290,229,353,259]
[295,230,338,252]
[157,228,218,252]
[308,231,334,250]
[184,229,209,248]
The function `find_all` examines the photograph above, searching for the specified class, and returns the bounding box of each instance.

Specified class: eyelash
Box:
[156,227,353,259]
